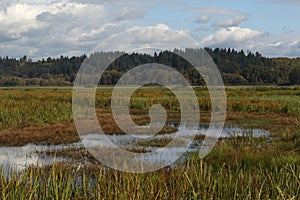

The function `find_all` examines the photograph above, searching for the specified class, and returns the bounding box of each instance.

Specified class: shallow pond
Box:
[0,123,270,172]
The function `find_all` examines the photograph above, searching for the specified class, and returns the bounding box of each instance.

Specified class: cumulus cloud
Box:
[201,27,266,47]
[0,4,46,39]
[0,1,299,59]
[200,26,300,57]
[190,6,300,57]
[256,34,300,57]
[92,23,199,54]
[0,1,148,59]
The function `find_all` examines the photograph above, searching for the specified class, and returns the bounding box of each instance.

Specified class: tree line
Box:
[0,48,299,86]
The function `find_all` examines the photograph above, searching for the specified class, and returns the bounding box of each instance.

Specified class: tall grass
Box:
[1,151,300,199]
[0,88,72,128]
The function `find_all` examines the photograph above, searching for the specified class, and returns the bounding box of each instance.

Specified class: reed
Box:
[0,148,300,199]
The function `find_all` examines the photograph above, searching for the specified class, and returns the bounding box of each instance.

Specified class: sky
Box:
[0,0,299,60]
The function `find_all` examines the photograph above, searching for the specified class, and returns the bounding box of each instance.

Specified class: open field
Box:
[0,86,300,199]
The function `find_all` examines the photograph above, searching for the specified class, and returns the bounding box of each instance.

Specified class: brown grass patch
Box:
[0,123,79,146]
[0,112,178,146]
[0,109,296,147]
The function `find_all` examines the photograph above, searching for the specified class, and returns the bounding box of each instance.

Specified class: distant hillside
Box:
[0,48,299,86]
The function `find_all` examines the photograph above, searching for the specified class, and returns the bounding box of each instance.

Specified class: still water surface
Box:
[0,123,270,173]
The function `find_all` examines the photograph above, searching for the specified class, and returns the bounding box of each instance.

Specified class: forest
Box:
[0,47,299,86]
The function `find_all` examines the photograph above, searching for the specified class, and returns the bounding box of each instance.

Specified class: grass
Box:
[137,137,174,147]
[0,123,79,146]
[1,86,300,199]
[1,86,300,128]
[0,88,72,128]
[1,147,300,199]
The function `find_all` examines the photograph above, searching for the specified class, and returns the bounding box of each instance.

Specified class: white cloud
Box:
[0,1,147,59]
[201,27,266,47]
[195,16,210,23]
[192,7,243,16]
[200,26,300,57]
[155,23,170,30]
[0,4,46,38]
[256,35,300,57]
[192,7,248,20]
[270,42,282,47]
[0,1,298,59]
[213,15,247,28]
[189,6,300,57]
[113,7,144,21]
[96,24,198,54]
[192,7,248,31]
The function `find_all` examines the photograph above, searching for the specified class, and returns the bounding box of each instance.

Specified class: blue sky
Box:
[0,0,299,59]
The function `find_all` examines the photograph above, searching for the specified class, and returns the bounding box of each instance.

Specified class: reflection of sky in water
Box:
[0,143,81,174]
[81,123,270,166]
[0,123,270,173]
[166,122,270,137]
